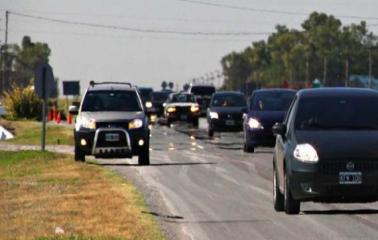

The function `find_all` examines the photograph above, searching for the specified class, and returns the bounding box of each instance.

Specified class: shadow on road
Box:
[90,162,216,167]
[303,209,378,215]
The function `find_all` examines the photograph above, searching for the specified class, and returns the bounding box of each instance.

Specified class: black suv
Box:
[69,82,150,165]
[188,84,216,116]
[273,88,378,214]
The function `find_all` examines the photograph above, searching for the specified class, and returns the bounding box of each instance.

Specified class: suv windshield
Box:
[138,88,153,101]
[152,92,170,102]
[171,94,195,103]
[212,94,246,107]
[190,86,216,96]
[295,96,378,130]
[81,90,142,112]
[250,92,295,111]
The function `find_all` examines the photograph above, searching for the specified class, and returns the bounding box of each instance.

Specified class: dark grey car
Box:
[273,88,378,214]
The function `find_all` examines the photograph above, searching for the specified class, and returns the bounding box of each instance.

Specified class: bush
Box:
[3,87,43,120]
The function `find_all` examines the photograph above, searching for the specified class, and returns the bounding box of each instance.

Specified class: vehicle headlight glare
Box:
[145,101,153,108]
[248,118,264,129]
[209,111,219,119]
[167,107,176,113]
[293,143,319,163]
[129,119,143,129]
[79,117,96,130]
[190,105,200,112]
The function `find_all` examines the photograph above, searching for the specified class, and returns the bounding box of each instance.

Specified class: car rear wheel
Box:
[284,173,300,214]
[138,145,150,166]
[74,145,85,162]
[273,166,284,211]
[208,127,214,138]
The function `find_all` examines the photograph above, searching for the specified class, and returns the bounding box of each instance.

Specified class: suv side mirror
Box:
[272,122,286,136]
[69,105,79,115]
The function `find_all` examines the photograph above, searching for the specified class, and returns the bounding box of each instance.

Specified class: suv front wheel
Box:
[74,145,85,162]
[138,142,150,166]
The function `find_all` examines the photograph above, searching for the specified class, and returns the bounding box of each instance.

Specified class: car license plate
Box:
[180,114,187,120]
[105,133,120,142]
[225,120,235,126]
[339,172,362,184]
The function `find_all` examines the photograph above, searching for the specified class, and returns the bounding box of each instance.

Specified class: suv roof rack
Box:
[89,81,132,88]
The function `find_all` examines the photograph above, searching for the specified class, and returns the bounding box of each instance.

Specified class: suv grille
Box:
[96,122,129,130]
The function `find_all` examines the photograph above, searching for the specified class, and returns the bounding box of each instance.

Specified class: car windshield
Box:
[250,91,296,111]
[212,94,246,107]
[171,94,195,103]
[139,88,153,101]
[81,90,142,112]
[152,92,170,102]
[190,86,215,96]
[295,96,378,130]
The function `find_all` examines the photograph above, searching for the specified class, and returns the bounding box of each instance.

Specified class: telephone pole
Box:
[2,11,9,93]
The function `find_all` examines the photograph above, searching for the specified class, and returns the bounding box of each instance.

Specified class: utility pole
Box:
[3,11,9,93]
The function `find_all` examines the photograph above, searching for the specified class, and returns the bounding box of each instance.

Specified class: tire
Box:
[74,145,85,162]
[166,118,171,127]
[284,173,300,214]
[208,126,214,138]
[243,142,255,153]
[192,118,199,128]
[273,166,284,211]
[138,145,150,166]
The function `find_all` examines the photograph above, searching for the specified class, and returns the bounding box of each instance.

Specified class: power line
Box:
[175,0,378,21]
[8,11,272,36]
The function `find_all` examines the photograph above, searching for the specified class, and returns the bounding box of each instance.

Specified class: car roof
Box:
[87,82,135,92]
[297,87,378,98]
[253,88,297,94]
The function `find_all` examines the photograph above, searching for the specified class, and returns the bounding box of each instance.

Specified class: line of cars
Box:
[69,81,378,215]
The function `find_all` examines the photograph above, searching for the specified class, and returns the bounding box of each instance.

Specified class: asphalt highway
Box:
[96,119,378,240]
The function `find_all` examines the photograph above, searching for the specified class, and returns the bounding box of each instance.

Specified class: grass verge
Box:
[0,120,74,145]
[0,150,164,240]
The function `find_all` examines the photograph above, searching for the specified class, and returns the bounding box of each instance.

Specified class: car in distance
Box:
[69,81,150,165]
[273,88,378,214]
[137,87,155,121]
[188,84,216,116]
[152,91,171,117]
[163,92,200,127]
[207,91,247,138]
[243,89,296,153]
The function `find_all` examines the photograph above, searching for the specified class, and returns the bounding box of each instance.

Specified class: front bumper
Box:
[75,127,148,158]
[288,160,378,203]
[209,119,243,132]
[166,111,199,123]
[245,128,275,147]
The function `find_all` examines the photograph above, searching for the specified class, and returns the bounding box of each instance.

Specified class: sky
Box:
[1,0,378,95]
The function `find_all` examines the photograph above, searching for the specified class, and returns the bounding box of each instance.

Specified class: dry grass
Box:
[0,151,164,240]
[0,120,74,145]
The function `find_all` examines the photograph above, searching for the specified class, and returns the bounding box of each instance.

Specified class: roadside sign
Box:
[63,81,80,96]
[34,63,54,99]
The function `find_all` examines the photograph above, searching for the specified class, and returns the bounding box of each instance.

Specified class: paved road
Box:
[96,120,378,240]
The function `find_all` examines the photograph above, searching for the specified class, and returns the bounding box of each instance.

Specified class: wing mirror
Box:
[68,105,79,115]
[272,122,286,136]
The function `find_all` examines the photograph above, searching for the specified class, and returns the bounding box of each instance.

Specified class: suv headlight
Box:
[77,117,96,130]
[293,144,319,163]
[129,119,143,129]
[209,111,218,119]
[145,101,153,108]
[190,105,200,112]
[248,118,264,129]
[167,107,176,113]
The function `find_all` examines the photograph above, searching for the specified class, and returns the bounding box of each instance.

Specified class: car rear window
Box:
[295,96,378,130]
[190,86,216,96]
[81,90,142,112]
[250,91,296,111]
[211,94,246,107]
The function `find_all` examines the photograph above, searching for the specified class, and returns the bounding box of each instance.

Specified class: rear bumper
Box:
[288,165,378,203]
